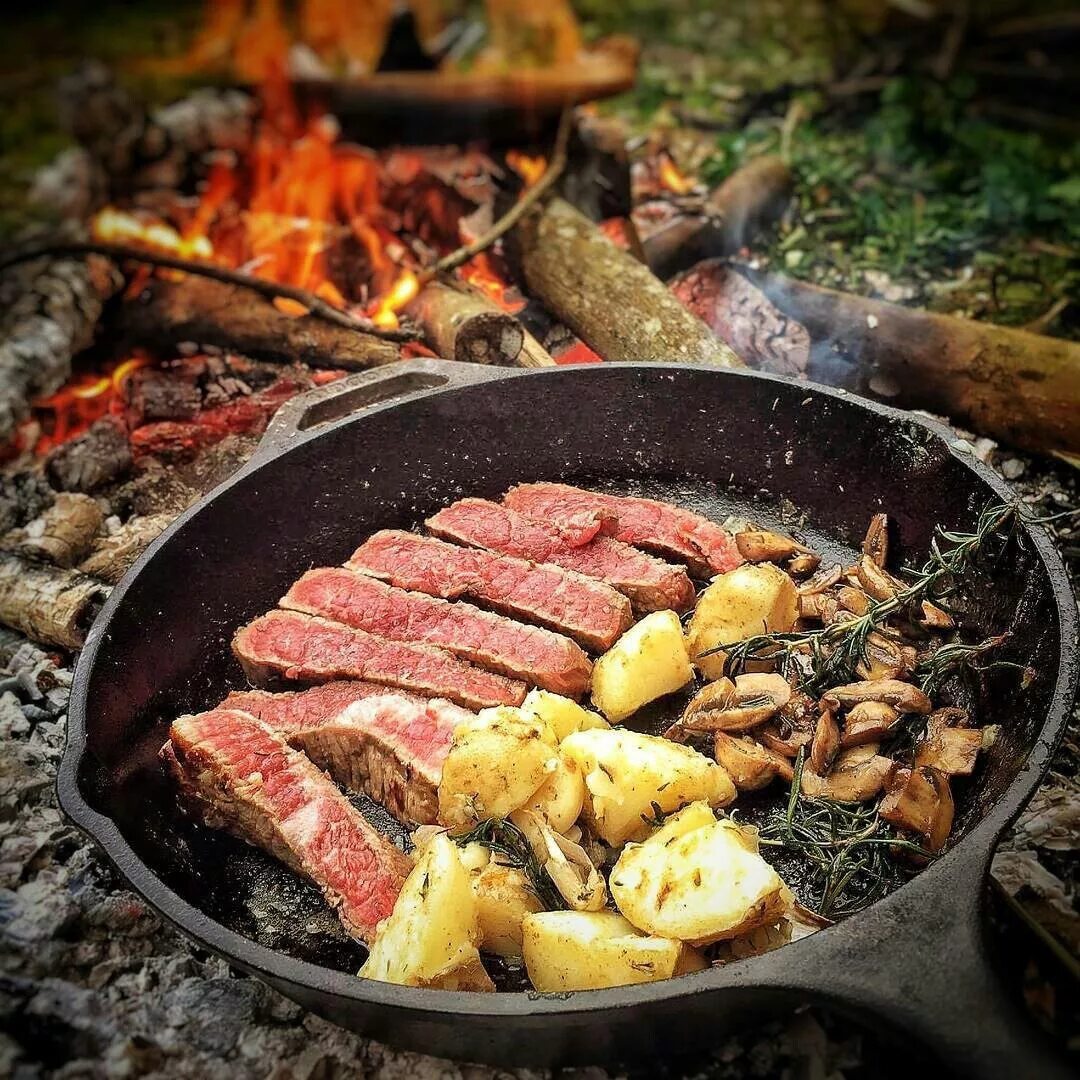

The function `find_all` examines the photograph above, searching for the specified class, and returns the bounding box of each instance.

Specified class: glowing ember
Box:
[33,355,152,454]
[506,150,547,188]
[370,269,419,329]
[658,154,696,196]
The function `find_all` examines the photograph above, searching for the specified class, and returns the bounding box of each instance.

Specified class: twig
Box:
[420,108,573,284]
[0,243,420,342]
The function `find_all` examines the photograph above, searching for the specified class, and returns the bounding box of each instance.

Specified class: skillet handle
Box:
[253,359,517,462]
[795,850,1072,1079]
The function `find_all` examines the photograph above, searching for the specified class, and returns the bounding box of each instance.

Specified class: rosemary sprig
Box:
[757,750,931,919]
[702,499,1020,694]
[914,632,1032,696]
[452,818,567,911]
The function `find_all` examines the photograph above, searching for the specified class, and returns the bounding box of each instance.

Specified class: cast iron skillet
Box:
[58,360,1077,1077]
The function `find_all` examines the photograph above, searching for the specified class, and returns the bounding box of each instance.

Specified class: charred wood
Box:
[124,368,202,424]
[0,554,109,649]
[3,493,105,569]
[0,254,122,445]
[408,279,526,365]
[0,473,54,536]
[113,277,402,370]
[45,417,132,493]
[79,513,174,584]
[511,196,741,366]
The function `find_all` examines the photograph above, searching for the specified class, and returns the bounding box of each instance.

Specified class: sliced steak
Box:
[233,610,525,710]
[288,694,465,826]
[347,531,631,652]
[281,566,591,697]
[427,498,696,613]
[222,680,419,733]
[504,482,743,578]
[163,708,411,943]
[221,683,466,825]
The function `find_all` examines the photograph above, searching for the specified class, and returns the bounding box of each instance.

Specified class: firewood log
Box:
[511,197,741,366]
[2,493,105,569]
[406,279,549,365]
[675,259,1080,456]
[0,554,109,649]
[641,155,795,279]
[79,513,173,584]
[113,276,402,370]
[0,255,122,445]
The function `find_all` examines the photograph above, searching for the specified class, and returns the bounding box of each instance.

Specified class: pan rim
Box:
[57,360,1079,1021]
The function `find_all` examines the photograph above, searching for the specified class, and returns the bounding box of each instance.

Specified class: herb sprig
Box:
[756,750,930,919]
[702,500,1020,695]
[452,818,567,911]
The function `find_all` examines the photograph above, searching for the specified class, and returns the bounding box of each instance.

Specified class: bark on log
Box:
[511,197,741,366]
[0,255,123,444]
[407,279,526,365]
[641,155,794,279]
[678,259,1080,455]
[113,276,402,370]
[3,493,105,569]
[79,512,173,584]
[0,554,109,649]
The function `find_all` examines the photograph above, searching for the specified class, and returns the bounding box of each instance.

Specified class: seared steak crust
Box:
[347,530,631,651]
[232,610,526,710]
[164,708,411,943]
[427,498,696,613]
[504,482,742,579]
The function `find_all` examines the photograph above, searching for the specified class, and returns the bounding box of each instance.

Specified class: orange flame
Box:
[506,150,547,188]
[370,269,419,329]
[658,154,695,196]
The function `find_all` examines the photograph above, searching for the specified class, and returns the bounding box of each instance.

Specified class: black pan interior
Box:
[76,366,1060,975]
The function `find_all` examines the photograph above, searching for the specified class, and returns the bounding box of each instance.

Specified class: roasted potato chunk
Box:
[521,911,681,992]
[472,860,543,958]
[610,803,787,946]
[591,610,694,723]
[561,727,735,846]
[438,707,559,831]
[686,564,798,680]
[361,832,491,989]
[521,689,609,741]
[522,750,586,833]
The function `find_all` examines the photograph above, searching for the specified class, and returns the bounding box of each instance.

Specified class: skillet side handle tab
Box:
[252,358,517,463]
[791,851,1074,1080]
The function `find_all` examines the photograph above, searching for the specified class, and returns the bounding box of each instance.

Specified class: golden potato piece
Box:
[591,610,693,723]
[361,833,490,989]
[610,803,788,946]
[473,861,543,958]
[521,689,609,741]
[561,727,735,846]
[522,910,681,992]
[686,564,798,680]
[522,751,586,833]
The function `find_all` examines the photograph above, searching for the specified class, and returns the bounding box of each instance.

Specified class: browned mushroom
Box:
[787,551,822,576]
[916,600,955,631]
[800,744,893,802]
[836,586,871,616]
[914,727,983,776]
[799,563,843,596]
[681,673,793,732]
[841,701,901,746]
[822,679,932,715]
[808,709,840,774]
[735,529,818,566]
[798,592,838,622]
[855,555,905,602]
[856,631,913,681]
[861,513,889,568]
[879,765,954,852]
[712,733,794,790]
[758,690,817,757]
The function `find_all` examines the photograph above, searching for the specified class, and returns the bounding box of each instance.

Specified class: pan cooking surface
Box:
[69,364,1068,1000]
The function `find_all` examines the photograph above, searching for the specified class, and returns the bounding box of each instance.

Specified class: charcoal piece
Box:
[124,369,202,424]
[0,473,54,534]
[45,418,132,493]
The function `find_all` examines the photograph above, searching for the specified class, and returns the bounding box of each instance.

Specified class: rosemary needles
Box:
[452,818,567,911]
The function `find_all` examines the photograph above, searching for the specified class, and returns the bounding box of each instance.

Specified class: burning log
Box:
[0,255,123,445]
[677,260,1080,456]
[3,493,105,569]
[0,554,109,649]
[406,279,553,366]
[641,155,795,280]
[45,417,132,493]
[79,513,174,584]
[511,197,740,366]
[114,277,402,370]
